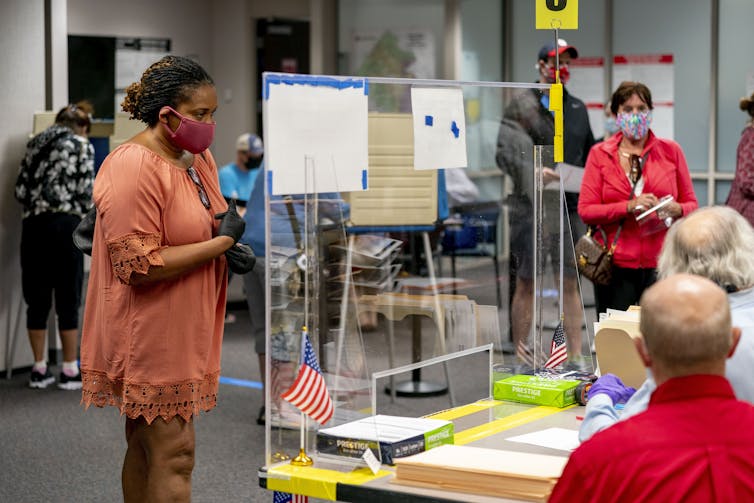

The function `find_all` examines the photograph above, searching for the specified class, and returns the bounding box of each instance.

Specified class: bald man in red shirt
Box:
[550,274,754,503]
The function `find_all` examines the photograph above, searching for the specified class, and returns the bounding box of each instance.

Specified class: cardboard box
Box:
[317,415,454,465]
[493,375,581,408]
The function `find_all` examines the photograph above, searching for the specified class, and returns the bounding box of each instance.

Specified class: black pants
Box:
[20,212,84,330]
[595,266,657,315]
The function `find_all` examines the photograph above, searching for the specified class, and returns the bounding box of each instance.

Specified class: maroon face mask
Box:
[160,106,215,154]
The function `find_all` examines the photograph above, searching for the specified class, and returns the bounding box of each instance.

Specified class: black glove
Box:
[225,243,256,274]
[214,199,245,244]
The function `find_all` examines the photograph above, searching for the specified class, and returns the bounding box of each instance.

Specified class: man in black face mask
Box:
[219,132,264,214]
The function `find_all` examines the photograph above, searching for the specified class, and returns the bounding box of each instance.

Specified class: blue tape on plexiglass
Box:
[263,74,368,100]
[362,169,368,190]
[425,115,434,126]
[267,170,273,196]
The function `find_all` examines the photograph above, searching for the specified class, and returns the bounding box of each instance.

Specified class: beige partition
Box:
[109,112,145,151]
[32,111,57,135]
[347,113,438,227]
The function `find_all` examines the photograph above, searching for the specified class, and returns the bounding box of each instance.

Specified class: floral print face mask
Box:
[617,110,652,140]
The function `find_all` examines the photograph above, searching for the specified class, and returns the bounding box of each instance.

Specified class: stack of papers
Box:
[393,444,567,502]
[328,235,403,293]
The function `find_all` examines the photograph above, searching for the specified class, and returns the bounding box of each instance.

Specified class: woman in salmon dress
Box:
[79,55,245,502]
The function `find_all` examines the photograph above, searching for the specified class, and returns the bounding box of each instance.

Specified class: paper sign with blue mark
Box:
[263,74,369,195]
[410,87,468,171]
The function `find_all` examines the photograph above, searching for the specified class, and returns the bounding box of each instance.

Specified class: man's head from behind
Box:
[235,132,264,170]
[658,206,754,293]
[638,274,739,383]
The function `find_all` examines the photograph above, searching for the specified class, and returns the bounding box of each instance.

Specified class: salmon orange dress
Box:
[80,143,228,424]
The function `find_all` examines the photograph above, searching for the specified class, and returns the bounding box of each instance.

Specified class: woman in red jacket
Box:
[578,81,698,314]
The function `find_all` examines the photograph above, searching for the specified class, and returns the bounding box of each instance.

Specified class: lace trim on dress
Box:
[80,370,219,424]
[106,232,165,284]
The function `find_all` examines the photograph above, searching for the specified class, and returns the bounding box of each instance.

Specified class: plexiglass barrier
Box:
[260,73,594,475]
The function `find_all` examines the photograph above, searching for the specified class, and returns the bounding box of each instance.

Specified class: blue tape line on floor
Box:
[219,376,263,389]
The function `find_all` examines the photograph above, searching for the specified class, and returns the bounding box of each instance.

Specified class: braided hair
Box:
[121,55,214,126]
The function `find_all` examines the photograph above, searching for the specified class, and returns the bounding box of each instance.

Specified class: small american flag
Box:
[544,321,567,369]
[280,329,334,425]
[273,490,308,503]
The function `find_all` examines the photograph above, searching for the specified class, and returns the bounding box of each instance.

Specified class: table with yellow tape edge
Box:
[261,399,582,502]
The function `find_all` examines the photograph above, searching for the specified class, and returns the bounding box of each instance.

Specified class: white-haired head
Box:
[658,206,754,292]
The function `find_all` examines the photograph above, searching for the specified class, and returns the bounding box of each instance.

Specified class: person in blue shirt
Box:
[218,133,263,210]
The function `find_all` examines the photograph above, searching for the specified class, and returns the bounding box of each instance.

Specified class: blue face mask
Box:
[604,116,619,135]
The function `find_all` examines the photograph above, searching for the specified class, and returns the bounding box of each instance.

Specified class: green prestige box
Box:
[493,375,581,408]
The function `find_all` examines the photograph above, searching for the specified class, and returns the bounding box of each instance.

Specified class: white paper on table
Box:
[410,87,468,170]
[264,75,369,195]
[506,427,581,452]
[544,163,584,193]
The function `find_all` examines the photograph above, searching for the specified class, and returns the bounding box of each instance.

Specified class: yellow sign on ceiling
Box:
[536,0,579,30]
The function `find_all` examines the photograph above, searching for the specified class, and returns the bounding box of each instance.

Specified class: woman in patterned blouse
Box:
[14,103,94,390]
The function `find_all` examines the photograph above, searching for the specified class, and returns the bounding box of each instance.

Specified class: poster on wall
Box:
[350,29,435,112]
[613,54,674,139]
[263,74,369,195]
[567,57,606,139]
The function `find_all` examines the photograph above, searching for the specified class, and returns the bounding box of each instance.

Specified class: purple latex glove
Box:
[587,374,637,404]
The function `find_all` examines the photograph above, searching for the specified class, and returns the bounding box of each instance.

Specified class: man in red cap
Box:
[496,39,595,370]
[536,38,579,85]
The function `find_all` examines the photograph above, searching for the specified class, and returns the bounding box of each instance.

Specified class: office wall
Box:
[66,0,224,154]
[67,0,213,63]
[210,0,254,163]
[510,0,607,85]
[0,0,46,372]
[717,0,754,174]
[613,0,712,176]
[247,0,309,158]
[67,0,317,166]
[338,0,446,77]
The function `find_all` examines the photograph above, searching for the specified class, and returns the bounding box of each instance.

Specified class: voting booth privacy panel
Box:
[260,73,594,477]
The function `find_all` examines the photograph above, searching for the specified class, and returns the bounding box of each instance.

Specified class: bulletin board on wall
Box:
[68,35,170,119]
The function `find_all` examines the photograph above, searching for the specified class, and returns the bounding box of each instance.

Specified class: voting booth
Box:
[258,72,595,502]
